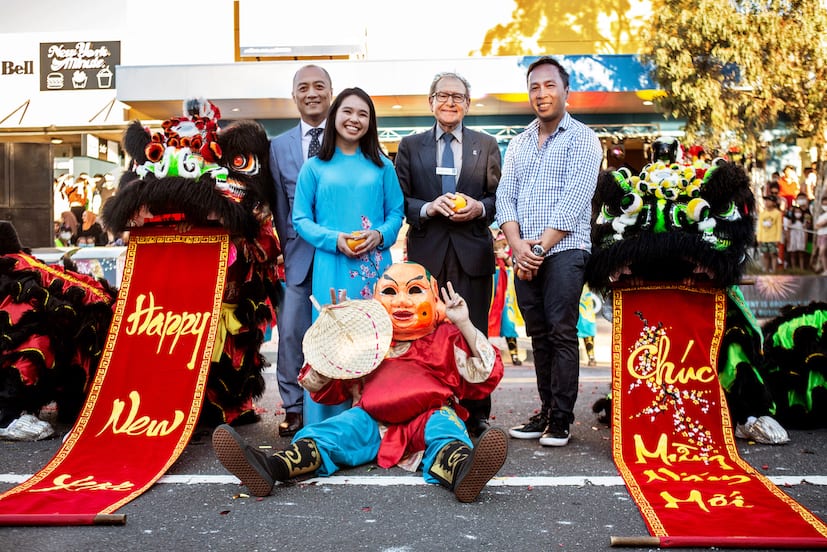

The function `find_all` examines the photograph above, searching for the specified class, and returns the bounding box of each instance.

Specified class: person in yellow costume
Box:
[576,285,600,367]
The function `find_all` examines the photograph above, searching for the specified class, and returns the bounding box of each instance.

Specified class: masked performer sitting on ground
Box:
[588,136,788,444]
[212,261,508,503]
[102,98,282,427]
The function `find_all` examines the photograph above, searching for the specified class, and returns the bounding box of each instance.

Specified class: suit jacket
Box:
[395,125,500,277]
[270,124,315,286]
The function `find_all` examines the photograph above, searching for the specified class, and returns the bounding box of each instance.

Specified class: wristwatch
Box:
[531,244,546,257]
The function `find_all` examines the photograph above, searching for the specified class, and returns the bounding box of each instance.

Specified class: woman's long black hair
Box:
[317,87,386,168]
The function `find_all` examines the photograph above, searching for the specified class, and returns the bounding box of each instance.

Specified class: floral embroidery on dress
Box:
[347,215,385,299]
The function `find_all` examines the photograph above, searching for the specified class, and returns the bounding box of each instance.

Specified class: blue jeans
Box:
[514,248,589,423]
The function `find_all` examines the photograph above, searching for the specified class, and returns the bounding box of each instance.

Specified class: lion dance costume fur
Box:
[761,301,827,429]
[588,137,788,443]
[102,99,282,426]
[0,221,116,439]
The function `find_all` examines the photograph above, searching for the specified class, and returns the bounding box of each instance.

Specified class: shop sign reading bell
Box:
[2,60,34,76]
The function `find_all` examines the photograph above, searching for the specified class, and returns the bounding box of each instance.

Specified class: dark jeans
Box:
[514,248,589,423]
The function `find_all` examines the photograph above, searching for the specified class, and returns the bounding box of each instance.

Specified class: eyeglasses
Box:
[431,92,468,104]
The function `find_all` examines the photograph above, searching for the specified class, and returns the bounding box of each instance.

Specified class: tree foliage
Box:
[756,1,827,146]
[472,0,643,55]
[642,0,827,155]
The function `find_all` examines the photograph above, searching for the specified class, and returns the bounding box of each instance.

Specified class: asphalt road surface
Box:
[1,322,825,552]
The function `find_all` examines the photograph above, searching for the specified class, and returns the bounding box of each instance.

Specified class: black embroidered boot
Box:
[269,438,322,480]
[213,426,321,497]
[428,427,508,503]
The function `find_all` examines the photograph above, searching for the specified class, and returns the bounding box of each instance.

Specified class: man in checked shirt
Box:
[495,56,602,447]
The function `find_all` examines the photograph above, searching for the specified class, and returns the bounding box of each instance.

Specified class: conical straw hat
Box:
[302,298,393,379]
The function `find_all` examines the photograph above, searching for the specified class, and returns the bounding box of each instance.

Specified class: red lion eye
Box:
[232,154,257,172]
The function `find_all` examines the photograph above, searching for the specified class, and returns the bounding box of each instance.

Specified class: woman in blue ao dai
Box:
[293,87,404,425]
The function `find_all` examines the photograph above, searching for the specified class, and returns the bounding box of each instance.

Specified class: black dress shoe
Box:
[279,412,303,437]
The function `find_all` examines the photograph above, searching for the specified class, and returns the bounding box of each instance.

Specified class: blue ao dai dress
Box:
[293,146,404,424]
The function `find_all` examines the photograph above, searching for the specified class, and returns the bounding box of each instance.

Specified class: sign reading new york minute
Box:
[39,41,120,91]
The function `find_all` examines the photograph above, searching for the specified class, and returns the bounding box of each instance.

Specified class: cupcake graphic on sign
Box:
[97,66,113,88]
[72,70,88,89]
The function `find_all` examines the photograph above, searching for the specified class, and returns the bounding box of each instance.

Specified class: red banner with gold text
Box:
[612,285,827,549]
[0,227,228,525]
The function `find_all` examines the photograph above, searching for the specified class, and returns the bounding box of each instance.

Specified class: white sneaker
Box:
[508,413,548,439]
[538,418,570,447]
[0,414,55,441]
[734,415,789,445]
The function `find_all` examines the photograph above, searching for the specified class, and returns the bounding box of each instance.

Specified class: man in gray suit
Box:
[395,71,501,437]
[269,65,332,437]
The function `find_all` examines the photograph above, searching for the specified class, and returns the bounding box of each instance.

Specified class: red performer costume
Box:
[212,262,509,502]
[302,321,501,469]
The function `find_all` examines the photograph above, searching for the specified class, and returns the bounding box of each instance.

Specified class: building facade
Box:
[3,0,798,246]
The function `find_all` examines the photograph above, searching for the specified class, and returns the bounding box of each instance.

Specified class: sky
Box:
[237,0,516,60]
[4,0,518,63]
[0,0,523,127]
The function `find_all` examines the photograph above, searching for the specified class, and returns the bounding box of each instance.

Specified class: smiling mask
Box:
[374,262,446,341]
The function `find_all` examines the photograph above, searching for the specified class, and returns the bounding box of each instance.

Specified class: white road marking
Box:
[2,474,824,487]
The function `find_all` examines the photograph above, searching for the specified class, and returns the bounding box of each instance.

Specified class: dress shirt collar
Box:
[435,124,463,144]
[527,112,572,140]
[300,119,325,136]
[558,112,572,132]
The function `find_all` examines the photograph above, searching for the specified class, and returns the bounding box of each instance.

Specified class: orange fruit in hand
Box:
[451,195,467,212]
[346,233,366,250]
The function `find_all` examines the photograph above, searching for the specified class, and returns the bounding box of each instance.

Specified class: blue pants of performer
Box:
[303,390,352,426]
[293,406,471,484]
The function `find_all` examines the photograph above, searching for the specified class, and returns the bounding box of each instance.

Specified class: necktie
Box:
[307,127,323,159]
[441,133,456,194]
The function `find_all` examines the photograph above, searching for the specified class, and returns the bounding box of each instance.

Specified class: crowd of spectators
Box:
[757,164,826,275]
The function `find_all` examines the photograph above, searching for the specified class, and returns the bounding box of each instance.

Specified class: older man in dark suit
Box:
[395,71,501,437]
